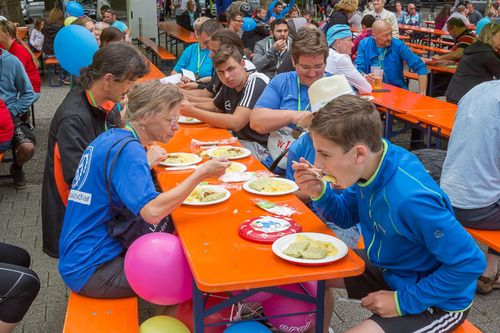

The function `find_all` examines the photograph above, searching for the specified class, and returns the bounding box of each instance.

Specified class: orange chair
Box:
[453,320,482,333]
[62,291,139,333]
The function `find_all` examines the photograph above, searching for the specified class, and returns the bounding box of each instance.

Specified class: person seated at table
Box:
[72,16,100,45]
[466,1,483,25]
[242,7,270,56]
[227,11,244,34]
[444,5,470,32]
[441,81,500,295]
[476,3,499,35]
[181,45,269,158]
[172,19,222,83]
[355,20,427,94]
[323,0,358,33]
[0,242,40,333]
[28,19,44,53]
[42,8,64,57]
[353,14,375,55]
[349,9,363,30]
[177,0,199,32]
[58,81,230,298]
[250,27,329,175]
[445,23,500,104]
[326,24,372,93]
[253,19,292,80]
[265,0,296,22]
[394,1,406,24]
[434,18,476,62]
[292,94,486,333]
[401,3,421,26]
[99,26,125,48]
[42,42,149,258]
[103,8,131,40]
[363,0,399,38]
[435,4,452,30]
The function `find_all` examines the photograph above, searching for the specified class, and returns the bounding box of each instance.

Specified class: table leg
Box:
[193,280,204,333]
[426,125,432,148]
[315,280,326,333]
[384,109,392,138]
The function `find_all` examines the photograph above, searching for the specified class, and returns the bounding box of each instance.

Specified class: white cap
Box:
[308,75,353,112]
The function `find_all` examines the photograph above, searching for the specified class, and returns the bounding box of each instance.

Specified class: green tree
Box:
[0,0,24,23]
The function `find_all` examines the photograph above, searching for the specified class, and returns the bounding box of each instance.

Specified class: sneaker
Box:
[10,164,27,190]
[476,273,500,295]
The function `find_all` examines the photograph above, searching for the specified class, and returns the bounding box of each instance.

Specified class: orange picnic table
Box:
[406,108,456,146]
[155,126,365,332]
[157,22,198,56]
[138,60,165,82]
[365,84,457,146]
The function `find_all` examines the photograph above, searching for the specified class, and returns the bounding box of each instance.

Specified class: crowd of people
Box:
[0,0,498,332]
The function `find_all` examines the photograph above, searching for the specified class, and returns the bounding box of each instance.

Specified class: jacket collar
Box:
[357,140,398,191]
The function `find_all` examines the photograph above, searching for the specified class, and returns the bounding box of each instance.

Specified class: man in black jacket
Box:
[178,0,199,31]
[41,42,149,258]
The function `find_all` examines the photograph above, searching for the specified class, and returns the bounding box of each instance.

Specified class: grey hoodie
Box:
[0,49,36,117]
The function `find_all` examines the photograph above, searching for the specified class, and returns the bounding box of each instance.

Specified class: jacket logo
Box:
[72,146,93,191]
[224,100,231,112]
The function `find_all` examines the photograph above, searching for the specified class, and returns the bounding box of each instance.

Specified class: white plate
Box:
[243,178,299,196]
[179,116,203,124]
[272,232,348,266]
[226,161,247,173]
[220,172,254,183]
[159,153,202,167]
[183,185,231,206]
[205,146,251,160]
[360,95,374,101]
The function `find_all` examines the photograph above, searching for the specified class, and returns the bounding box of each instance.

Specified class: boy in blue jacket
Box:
[292,94,485,333]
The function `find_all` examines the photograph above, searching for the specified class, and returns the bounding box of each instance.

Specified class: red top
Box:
[8,40,41,93]
[0,99,14,143]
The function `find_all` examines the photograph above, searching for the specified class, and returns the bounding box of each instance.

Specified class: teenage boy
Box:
[180,44,269,158]
[292,94,485,333]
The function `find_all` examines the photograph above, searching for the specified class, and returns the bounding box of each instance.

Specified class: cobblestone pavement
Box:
[1,39,498,333]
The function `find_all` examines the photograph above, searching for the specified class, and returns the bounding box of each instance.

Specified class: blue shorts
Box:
[0,140,12,152]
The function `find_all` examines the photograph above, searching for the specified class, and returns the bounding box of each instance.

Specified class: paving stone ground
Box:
[0,23,498,333]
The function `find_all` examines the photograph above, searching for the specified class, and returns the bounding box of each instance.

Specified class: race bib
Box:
[267,126,294,169]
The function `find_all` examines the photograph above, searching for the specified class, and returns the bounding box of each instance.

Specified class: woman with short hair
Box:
[58,81,230,297]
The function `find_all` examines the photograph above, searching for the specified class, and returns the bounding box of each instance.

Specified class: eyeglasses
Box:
[296,63,325,71]
[233,19,243,23]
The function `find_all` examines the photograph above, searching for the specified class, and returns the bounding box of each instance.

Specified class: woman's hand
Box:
[180,100,196,117]
[194,159,231,180]
[292,157,325,198]
[147,145,167,169]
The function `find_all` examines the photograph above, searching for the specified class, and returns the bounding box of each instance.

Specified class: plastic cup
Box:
[371,66,384,89]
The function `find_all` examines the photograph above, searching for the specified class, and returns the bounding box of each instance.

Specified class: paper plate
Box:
[239,216,302,244]
[243,178,299,196]
[159,153,202,167]
[183,185,231,206]
[226,161,247,173]
[179,116,203,124]
[272,232,348,266]
[205,146,251,160]
[220,172,254,183]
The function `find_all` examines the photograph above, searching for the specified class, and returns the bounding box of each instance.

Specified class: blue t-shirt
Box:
[59,128,159,292]
[112,20,128,32]
[173,43,213,79]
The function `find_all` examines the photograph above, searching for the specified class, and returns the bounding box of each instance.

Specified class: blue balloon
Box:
[65,1,84,17]
[242,17,257,32]
[224,321,271,333]
[54,25,99,76]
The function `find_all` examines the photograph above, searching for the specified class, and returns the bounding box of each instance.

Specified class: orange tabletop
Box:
[367,84,458,114]
[158,22,198,44]
[155,127,365,293]
[423,20,435,27]
[406,108,456,133]
[138,61,165,82]
[399,24,449,36]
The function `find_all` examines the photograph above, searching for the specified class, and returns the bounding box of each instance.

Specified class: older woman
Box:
[58,81,230,298]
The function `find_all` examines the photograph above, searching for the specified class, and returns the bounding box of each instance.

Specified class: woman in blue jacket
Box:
[292,94,485,333]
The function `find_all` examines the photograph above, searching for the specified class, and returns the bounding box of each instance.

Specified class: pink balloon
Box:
[232,290,273,303]
[261,282,317,333]
[124,233,193,305]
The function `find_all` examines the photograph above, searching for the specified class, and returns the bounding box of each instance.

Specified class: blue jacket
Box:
[173,42,213,79]
[355,37,427,89]
[312,140,485,315]
[265,0,296,22]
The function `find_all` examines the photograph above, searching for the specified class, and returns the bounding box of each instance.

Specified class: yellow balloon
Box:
[64,16,78,26]
[140,316,191,333]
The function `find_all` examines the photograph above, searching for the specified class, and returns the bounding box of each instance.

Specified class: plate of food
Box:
[159,153,202,167]
[272,232,348,266]
[205,146,251,160]
[226,161,247,173]
[183,185,231,206]
[359,95,374,101]
[243,177,299,196]
[179,116,203,124]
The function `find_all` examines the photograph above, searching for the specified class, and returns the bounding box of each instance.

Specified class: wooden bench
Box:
[45,58,63,87]
[137,36,176,66]
[465,228,500,252]
[453,320,482,333]
[63,291,139,333]
[431,38,455,47]
[405,42,451,55]
[409,47,427,55]
[404,71,419,81]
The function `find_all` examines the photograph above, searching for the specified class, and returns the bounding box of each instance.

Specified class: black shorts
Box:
[344,250,469,333]
[12,116,36,147]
